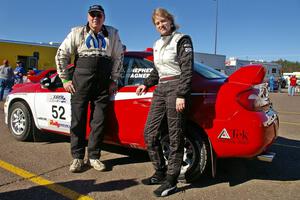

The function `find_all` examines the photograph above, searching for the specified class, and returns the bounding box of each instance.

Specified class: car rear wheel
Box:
[8,101,37,141]
[160,126,210,182]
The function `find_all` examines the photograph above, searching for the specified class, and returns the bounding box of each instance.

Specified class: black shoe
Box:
[153,181,177,197]
[141,174,166,185]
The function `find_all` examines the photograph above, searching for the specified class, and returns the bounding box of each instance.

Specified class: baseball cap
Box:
[88,5,105,13]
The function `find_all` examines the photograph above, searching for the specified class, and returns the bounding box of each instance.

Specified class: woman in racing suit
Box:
[136,8,194,197]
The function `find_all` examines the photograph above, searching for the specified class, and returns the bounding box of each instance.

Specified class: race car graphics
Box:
[218,128,249,144]
[34,93,71,133]
[47,94,67,103]
[111,92,153,101]
[130,68,153,79]
[48,119,70,129]
[218,128,230,139]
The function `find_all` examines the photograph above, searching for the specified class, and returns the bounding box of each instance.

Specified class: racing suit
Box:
[55,24,123,159]
[143,31,194,184]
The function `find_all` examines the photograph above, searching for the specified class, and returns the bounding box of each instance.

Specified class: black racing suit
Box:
[143,34,194,184]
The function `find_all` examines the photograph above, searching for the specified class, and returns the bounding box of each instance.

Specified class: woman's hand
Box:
[136,85,147,96]
[176,98,185,112]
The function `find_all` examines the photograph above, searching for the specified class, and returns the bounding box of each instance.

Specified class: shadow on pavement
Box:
[0,179,138,200]
[34,131,70,144]
[33,133,150,170]
[180,136,300,192]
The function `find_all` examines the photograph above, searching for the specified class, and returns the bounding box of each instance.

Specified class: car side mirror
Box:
[40,77,51,88]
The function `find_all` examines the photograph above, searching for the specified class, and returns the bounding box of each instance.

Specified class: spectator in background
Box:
[14,61,26,84]
[31,65,41,75]
[288,75,297,96]
[277,77,282,93]
[269,74,274,92]
[0,59,14,101]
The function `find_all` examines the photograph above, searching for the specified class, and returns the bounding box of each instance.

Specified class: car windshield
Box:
[194,62,227,79]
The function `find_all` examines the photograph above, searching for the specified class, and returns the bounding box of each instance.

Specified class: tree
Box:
[273,59,300,73]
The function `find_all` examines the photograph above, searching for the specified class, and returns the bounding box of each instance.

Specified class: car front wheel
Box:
[8,101,36,141]
[160,126,210,182]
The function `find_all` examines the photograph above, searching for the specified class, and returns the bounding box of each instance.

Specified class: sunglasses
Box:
[89,12,103,18]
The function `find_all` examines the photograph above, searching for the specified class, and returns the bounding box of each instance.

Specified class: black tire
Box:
[8,101,37,141]
[160,125,210,183]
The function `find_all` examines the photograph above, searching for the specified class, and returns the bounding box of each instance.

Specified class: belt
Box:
[159,75,180,83]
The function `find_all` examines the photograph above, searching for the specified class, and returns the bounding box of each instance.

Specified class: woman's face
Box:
[154,15,172,36]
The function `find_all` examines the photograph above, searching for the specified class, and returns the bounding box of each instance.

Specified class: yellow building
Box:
[0,39,59,70]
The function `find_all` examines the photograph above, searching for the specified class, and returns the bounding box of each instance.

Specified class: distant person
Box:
[0,59,14,101]
[288,75,297,96]
[269,74,274,92]
[14,61,26,84]
[277,77,282,93]
[31,65,41,75]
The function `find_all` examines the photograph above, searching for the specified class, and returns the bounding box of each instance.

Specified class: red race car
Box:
[4,50,278,182]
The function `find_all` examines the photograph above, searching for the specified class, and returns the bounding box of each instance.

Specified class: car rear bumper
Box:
[262,107,279,145]
[257,112,278,163]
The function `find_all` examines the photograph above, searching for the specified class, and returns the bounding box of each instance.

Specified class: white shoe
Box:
[69,159,84,173]
[89,159,106,171]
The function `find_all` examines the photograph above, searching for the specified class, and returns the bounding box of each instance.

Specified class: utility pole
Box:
[214,0,219,55]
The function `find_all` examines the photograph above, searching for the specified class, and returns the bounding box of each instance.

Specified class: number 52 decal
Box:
[52,105,66,120]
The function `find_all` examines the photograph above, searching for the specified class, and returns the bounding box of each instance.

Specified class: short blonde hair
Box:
[152,8,179,30]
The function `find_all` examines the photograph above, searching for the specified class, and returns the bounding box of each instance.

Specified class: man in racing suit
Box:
[55,5,123,173]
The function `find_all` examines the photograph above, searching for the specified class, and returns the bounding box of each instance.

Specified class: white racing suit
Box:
[55,24,123,159]
[143,31,194,184]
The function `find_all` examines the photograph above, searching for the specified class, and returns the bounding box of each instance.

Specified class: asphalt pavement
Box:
[0,89,299,200]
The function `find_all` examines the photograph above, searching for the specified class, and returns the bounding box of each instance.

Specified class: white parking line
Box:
[278,111,300,115]
[0,160,94,200]
[280,121,300,126]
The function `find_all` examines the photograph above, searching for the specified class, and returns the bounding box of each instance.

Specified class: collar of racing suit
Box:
[85,22,109,37]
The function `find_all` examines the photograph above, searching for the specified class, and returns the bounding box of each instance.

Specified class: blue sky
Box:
[0,0,299,61]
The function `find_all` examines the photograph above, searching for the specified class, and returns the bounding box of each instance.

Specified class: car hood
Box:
[11,82,40,94]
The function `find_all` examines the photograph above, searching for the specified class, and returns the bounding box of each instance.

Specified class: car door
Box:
[34,75,71,134]
[106,56,155,148]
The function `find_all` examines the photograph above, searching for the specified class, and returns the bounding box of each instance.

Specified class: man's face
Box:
[88,11,105,32]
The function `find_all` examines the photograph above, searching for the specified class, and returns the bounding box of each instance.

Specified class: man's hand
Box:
[176,98,185,112]
[136,85,147,96]
[109,81,118,95]
[63,81,75,94]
